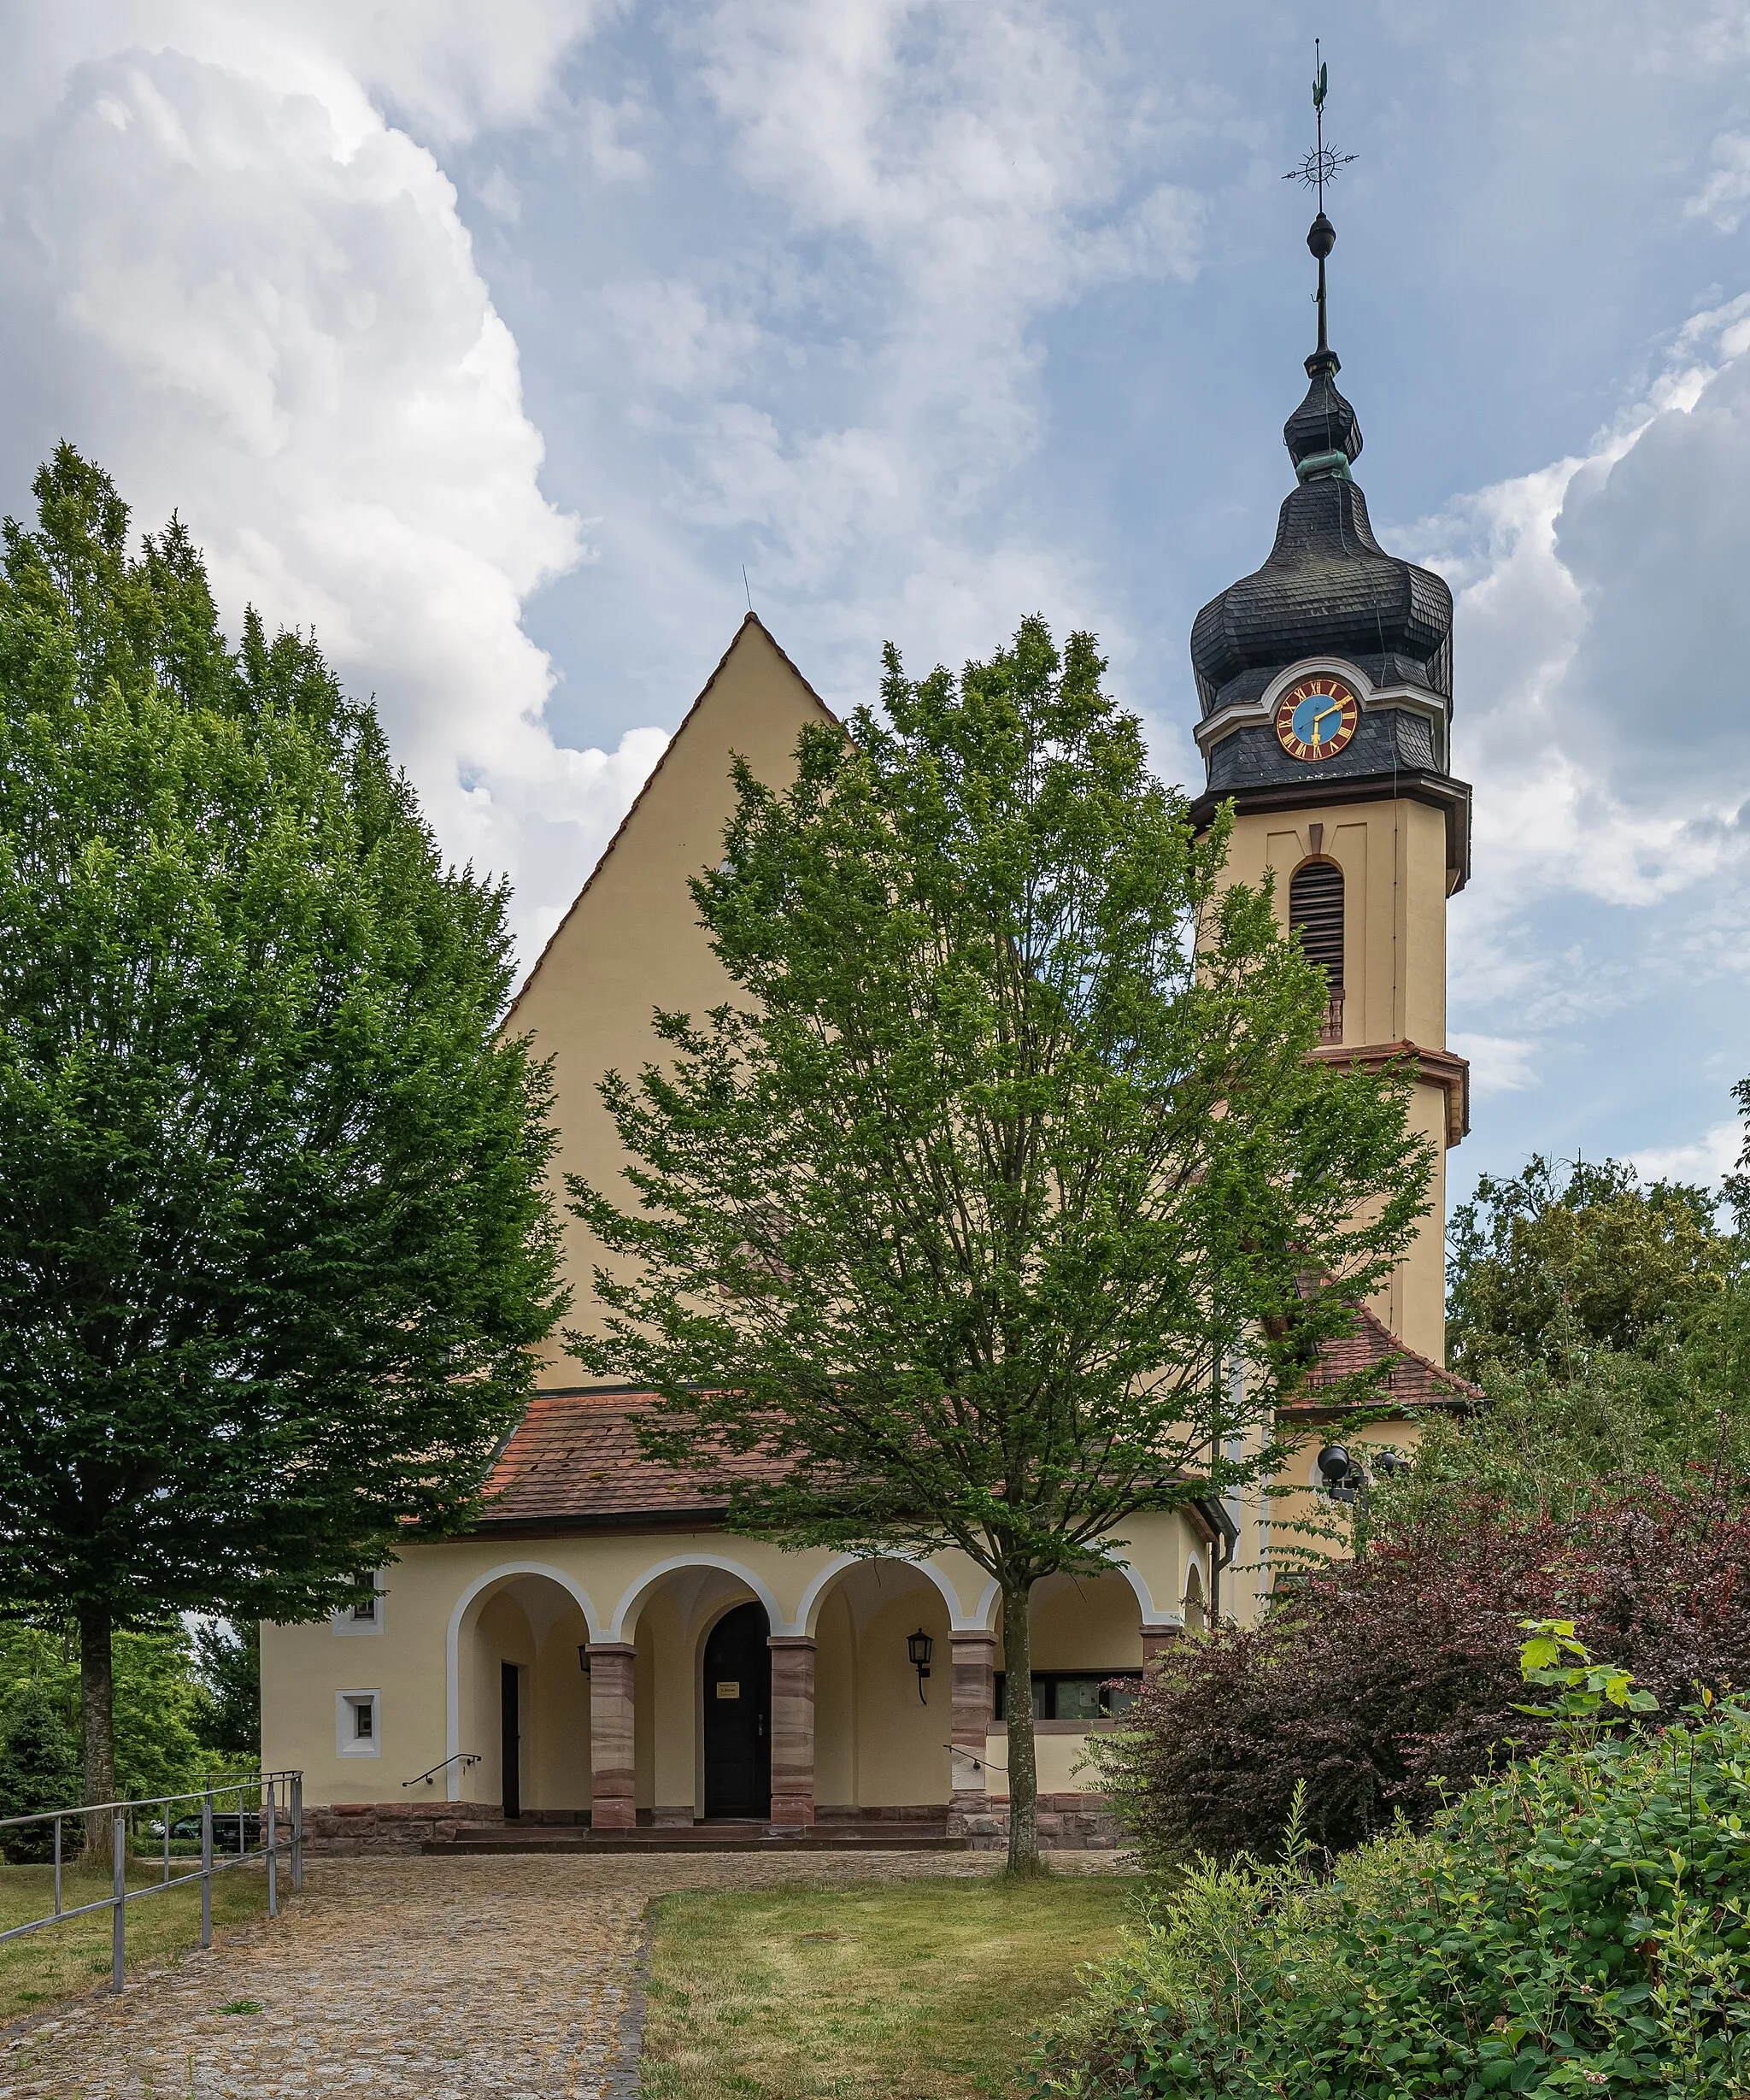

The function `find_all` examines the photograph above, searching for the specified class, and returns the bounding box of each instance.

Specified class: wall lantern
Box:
[907,1628,934,1703]
[578,1645,590,1675]
[1317,1444,1363,1504]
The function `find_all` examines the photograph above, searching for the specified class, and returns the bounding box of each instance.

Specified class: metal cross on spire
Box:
[1283,39,1356,358]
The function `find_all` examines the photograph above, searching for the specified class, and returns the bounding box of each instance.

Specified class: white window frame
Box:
[332,1572,385,1636]
[337,1690,381,1758]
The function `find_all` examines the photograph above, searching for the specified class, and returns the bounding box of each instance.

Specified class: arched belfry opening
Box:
[1289,858,1344,1044]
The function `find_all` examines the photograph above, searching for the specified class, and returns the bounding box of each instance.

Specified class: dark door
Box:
[500,1661,521,1820]
[703,1603,771,1819]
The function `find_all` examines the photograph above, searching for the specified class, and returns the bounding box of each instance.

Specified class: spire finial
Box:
[1283,39,1357,363]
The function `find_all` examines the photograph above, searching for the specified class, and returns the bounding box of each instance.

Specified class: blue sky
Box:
[4,2,1750,1210]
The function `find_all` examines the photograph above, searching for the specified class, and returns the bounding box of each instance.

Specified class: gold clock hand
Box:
[1311,701,1341,738]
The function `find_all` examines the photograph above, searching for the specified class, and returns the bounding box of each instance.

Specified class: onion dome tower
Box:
[1189,111,1471,1366]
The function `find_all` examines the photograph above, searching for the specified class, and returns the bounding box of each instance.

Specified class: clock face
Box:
[1274,675,1359,761]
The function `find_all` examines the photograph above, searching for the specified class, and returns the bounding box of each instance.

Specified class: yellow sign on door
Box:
[715,1680,741,1699]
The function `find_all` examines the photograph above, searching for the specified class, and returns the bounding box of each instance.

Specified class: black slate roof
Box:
[1189,352,1453,721]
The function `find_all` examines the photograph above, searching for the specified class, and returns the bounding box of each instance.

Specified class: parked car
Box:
[141,1810,261,1852]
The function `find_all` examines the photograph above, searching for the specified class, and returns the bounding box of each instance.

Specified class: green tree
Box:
[192,1621,260,1766]
[0,448,565,1850]
[1446,1155,1735,1382]
[571,619,1430,1870]
[0,1679,82,1862]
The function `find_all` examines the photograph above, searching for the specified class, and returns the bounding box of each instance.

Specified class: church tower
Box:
[1187,192,1470,1367]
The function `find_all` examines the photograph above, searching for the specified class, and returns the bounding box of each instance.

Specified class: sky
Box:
[3,1,1750,1214]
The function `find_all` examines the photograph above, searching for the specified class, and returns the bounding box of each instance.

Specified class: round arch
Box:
[606,1552,784,1644]
[444,1562,600,1800]
[795,1554,995,1637]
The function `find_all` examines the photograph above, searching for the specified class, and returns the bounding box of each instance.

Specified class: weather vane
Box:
[1282,40,1355,358]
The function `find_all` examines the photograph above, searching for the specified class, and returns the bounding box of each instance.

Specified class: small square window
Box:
[333,1578,385,1635]
[338,1691,380,1757]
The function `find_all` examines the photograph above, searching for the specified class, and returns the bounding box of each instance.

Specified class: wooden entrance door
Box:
[500,1660,521,1820]
[702,1603,771,1819]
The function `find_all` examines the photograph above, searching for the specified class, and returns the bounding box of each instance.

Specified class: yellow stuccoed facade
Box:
[1224,791,1459,1366]
[260,615,1471,1848]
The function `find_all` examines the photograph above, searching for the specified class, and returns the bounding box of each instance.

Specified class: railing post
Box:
[291,1774,303,1893]
[52,1815,62,1918]
[161,1796,170,1884]
[265,1777,278,1919]
[111,1810,126,1992]
[201,1791,213,1950]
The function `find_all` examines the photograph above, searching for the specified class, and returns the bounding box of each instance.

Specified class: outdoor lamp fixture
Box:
[1317,1444,1362,1505]
[578,1645,590,1675]
[907,1628,934,1702]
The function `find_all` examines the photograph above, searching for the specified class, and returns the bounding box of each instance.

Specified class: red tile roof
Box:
[1285,1300,1483,1416]
[475,1387,776,1531]
[478,1314,1482,1531]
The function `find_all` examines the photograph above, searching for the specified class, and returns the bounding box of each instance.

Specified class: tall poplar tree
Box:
[0,448,564,1844]
[572,618,1430,1871]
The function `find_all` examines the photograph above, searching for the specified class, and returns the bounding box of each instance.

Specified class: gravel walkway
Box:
[0,1849,1133,2097]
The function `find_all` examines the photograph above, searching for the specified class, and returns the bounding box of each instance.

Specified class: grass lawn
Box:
[0,1857,270,2026]
[640,1873,1134,2100]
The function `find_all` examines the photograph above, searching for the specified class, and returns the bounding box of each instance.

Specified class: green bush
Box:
[1031,1707,1750,2097]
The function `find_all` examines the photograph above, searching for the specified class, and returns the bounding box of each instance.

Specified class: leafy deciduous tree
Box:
[0,448,565,1846]
[572,618,1430,1869]
[1446,1156,1735,1381]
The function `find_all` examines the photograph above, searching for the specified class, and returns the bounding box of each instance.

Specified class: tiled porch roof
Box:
[474,1386,771,1532]
[478,1311,1482,1531]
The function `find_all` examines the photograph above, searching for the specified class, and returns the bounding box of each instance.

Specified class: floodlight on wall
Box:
[907,1628,934,1703]
[1317,1443,1363,1503]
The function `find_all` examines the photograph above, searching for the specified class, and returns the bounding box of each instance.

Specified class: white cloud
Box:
[1449,1033,1541,1098]
[1688,132,1750,232]
[1627,1118,1742,1189]
[0,6,665,962]
[1408,294,1750,922]
[0,0,607,150]
[593,0,1209,667]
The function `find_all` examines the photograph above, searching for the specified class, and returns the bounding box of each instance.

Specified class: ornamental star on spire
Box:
[1282,39,1357,359]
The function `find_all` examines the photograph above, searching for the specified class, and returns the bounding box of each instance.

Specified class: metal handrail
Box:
[401,1751,480,1790]
[0,1770,302,1991]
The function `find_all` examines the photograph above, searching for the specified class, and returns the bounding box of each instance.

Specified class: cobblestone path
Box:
[0,1849,1129,2098]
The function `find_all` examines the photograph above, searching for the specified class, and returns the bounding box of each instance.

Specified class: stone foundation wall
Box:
[302,1791,1124,1852]
[813,1803,947,1826]
[300,1802,513,1856]
[946,1791,1124,1851]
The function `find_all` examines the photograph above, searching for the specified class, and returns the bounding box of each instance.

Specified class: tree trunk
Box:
[79,1604,115,1867]
[1001,1574,1039,1874]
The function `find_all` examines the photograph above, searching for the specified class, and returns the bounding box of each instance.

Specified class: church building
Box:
[261,231,1478,1853]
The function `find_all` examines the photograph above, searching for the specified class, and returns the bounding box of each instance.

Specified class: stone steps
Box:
[424,1820,969,1855]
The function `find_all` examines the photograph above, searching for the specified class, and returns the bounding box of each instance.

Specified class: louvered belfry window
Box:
[1289,858,1344,988]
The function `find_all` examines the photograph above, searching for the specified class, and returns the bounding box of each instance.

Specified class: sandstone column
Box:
[1141,1624,1180,1663]
[586,1642,637,1832]
[767,1635,816,1829]
[947,1632,998,1839]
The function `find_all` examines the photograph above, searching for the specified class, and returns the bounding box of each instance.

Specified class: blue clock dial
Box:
[1273,674,1359,761]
